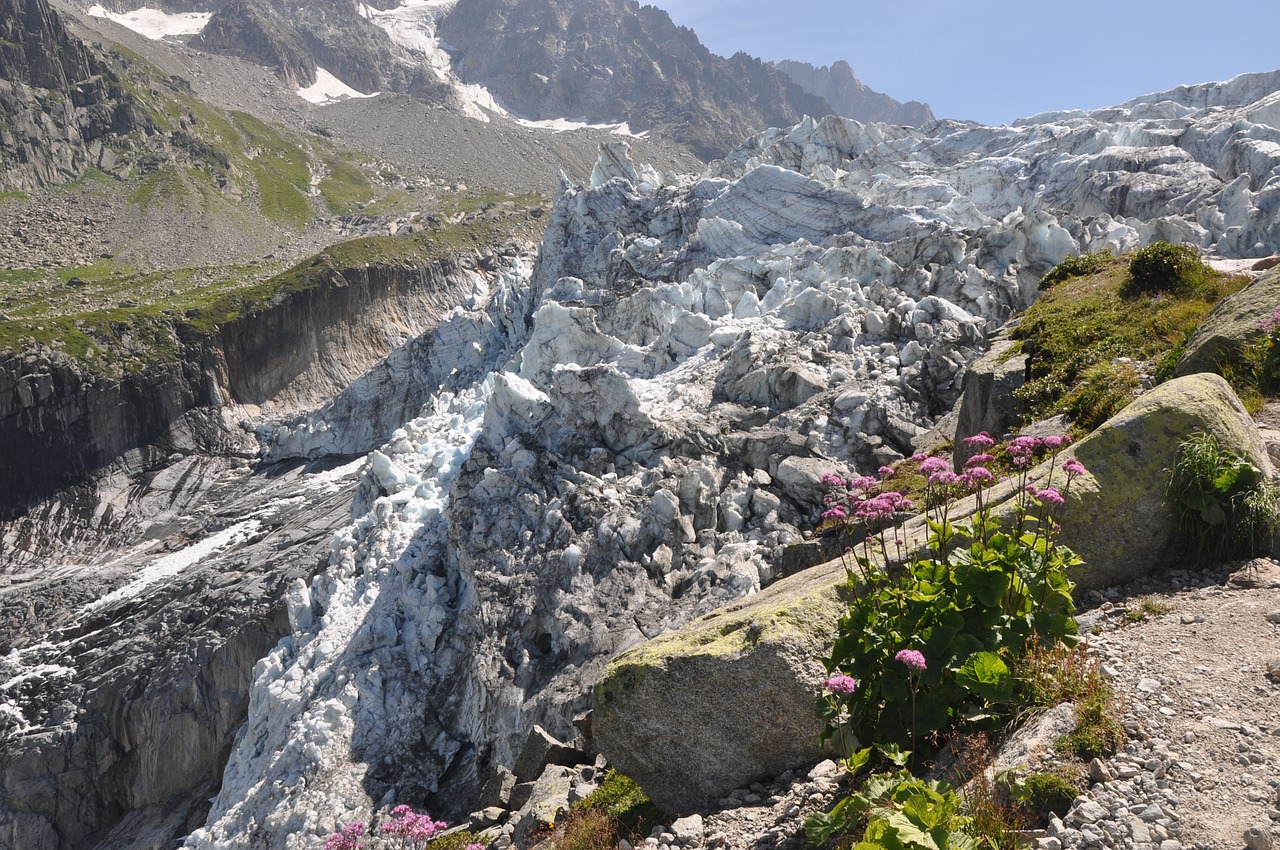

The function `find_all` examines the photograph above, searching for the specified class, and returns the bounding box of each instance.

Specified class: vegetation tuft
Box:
[1039,250,1111,290]
[1166,431,1280,566]
[1012,248,1247,430]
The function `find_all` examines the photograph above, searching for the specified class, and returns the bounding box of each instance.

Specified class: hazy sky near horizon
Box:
[644,0,1280,125]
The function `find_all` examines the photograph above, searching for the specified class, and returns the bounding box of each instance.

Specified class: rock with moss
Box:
[1059,373,1270,587]
[1175,267,1280,378]
[952,331,1026,467]
[592,565,847,813]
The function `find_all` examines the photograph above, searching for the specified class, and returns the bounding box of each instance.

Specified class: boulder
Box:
[952,332,1026,467]
[1061,372,1270,587]
[1175,267,1280,377]
[592,564,847,813]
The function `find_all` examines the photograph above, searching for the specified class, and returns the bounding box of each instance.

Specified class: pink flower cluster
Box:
[381,806,448,845]
[824,674,859,694]
[1256,305,1280,333]
[895,649,927,671]
[324,823,366,850]
[1025,485,1065,506]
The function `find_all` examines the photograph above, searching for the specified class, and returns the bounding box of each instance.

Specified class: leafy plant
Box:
[805,772,978,850]
[1123,241,1211,296]
[569,770,662,837]
[1014,638,1123,760]
[1039,251,1111,290]
[1166,432,1280,565]
[818,435,1085,760]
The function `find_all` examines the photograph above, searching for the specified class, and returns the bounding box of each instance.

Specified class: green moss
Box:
[1012,252,1247,430]
[570,771,664,835]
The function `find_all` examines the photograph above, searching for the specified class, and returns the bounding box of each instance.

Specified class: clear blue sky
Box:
[644,0,1280,125]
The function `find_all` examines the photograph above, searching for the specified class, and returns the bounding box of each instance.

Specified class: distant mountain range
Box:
[76,0,934,159]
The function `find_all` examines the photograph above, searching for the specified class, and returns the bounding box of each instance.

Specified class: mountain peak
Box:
[773,58,934,126]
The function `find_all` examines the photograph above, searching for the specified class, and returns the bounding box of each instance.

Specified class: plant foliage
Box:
[1039,251,1111,290]
[1166,431,1280,565]
[1124,241,1211,296]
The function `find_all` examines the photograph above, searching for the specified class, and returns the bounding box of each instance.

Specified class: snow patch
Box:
[85,4,211,40]
[85,519,263,613]
[297,68,379,105]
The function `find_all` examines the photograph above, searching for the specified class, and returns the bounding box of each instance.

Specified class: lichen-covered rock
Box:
[592,565,847,813]
[1061,373,1269,587]
[1176,267,1280,377]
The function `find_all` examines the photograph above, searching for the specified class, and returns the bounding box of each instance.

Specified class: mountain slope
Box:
[437,0,834,158]
[774,58,935,126]
[0,0,154,191]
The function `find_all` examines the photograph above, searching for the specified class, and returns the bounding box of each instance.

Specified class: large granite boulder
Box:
[1176,268,1280,377]
[592,564,848,814]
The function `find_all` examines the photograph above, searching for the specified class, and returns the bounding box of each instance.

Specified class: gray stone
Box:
[670,814,704,847]
[512,725,585,784]
[953,332,1027,467]
[593,564,846,813]
[1176,268,1280,378]
[1245,825,1274,850]
[479,765,518,810]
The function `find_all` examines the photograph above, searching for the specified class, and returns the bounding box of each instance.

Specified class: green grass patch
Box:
[317,153,378,214]
[1123,597,1174,623]
[0,190,29,205]
[1011,252,1247,431]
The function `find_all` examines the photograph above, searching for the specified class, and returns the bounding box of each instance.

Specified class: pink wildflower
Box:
[910,453,929,463]
[1062,457,1088,477]
[928,470,960,486]
[1036,487,1066,506]
[919,456,950,475]
[1043,434,1071,450]
[821,472,846,488]
[1008,435,1042,457]
[963,467,995,488]
[879,465,896,479]
[824,674,859,694]
[324,823,366,850]
[849,475,879,491]
[962,431,996,448]
[822,505,848,521]
[855,495,896,521]
[466,845,486,850]
[895,649,927,671]
[965,453,995,468]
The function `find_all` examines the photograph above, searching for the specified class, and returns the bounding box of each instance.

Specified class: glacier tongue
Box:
[193,74,1280,847]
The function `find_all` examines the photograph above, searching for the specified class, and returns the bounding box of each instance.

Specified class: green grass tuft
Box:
[1011,251,1246,430]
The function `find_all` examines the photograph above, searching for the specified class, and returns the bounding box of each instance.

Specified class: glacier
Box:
[168,70,1280,845]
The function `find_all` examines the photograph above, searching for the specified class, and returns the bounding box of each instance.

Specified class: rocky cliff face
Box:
[773,59,935,126]
[189,0,318,89]
[0,233,539,850]
[437,0,833,158]
[0,0,153,190]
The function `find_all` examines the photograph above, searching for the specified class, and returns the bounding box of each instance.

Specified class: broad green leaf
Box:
[956,651,1012,703]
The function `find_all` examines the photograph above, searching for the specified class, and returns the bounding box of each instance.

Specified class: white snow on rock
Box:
[84,519,264,614]
[297,68,379,105]
[85,4,211,40]
[361,0,643,135]
[190,72,1280,848]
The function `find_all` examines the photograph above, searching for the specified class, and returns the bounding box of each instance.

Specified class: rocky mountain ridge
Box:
[772,59,934,127]
[0,0,155,191]
[74,0,934,158]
